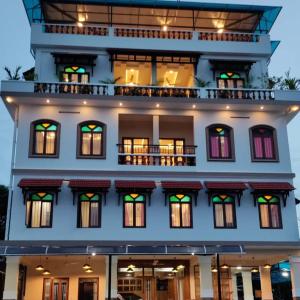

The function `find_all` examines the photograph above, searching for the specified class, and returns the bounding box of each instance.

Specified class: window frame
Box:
[217,72,245,89]
[77,121,106,159]
[249,125,279,162]
[78,278,99,300]
[212,194,237,229]
[169,194,193,229]
[61,66,90,83]
[77,193,102,228]
[42,277,69,300]
[123,193,146,228]
[122,137,150,154]
[25,192,54,228]
[206,124,235,161]
[258,195,283,229]
[29,119,60,158]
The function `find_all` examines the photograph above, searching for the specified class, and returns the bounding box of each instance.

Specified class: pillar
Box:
[198,256,214,300]
[3,256,20,300]
[153,115,159,144]
[105,255,118,300]
[242,271,254,300]
[290,256,300,300]
[231,271,238,300]
[151,58,157,85]
[259,267,273,300]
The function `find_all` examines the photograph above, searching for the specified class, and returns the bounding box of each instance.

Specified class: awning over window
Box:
[205,181,247,206]
[249,182,295,207]
[18,179,63,204]
[209,60,255,73]
[68,180,111,205]
[161,181,203,206]
[115,180,156,206]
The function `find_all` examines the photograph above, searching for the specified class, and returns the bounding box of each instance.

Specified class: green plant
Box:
[23,67,38,81]
[194,77,210,87]
[4,66,22,80]
[280,70,300,90]
[258,73,282,89]
[100,76,121,84]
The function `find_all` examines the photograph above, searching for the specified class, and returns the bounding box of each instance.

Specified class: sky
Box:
[0,0,300,198]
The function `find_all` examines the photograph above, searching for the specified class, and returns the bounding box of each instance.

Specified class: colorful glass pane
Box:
[35,123,57,131]
[258,195,279,204]
[124,194,144,202]
[31,193,53,201]
[124,194,134,202]
[170,195,179,202]
[212,194,233,203]
[215,127,225,135]
[220,72,240,79]
[80,193,100,201]
[169,194,191,203]
[81,124,102,133]
[220,73,229,79]
[64,66,86,73]
[80,194,90,201]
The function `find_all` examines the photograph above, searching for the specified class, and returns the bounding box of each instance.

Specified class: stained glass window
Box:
[78,193,101,228]
[170,194,192,228]
[78,122,105,158]
[123,194,145,227]
[63,66,89,84]
[32,120,59,156]
[207,125,233,160]
[258,195,282,228]
[251,126,277,160]
[64,66,86,74]
[218,72,244,89]
[220,72,241,79]
[212,194,236,228]
[26,192,53,228]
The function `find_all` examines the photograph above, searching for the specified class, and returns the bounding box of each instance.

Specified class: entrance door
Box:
[43,278,68,300]
[78,278,98,300]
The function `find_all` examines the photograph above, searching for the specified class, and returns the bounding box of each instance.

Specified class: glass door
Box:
[43,278,69,300]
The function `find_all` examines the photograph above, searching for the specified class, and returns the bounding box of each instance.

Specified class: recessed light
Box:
[119,102,123,106]
[91,252,96,256]
[217,28,224,34]
[291,105,299,112]
[162,25,168,31]
[46,99,50,104]
[83,101,87,105]
[236,266,242,270]
[6,97,13,103]
[156,104,160,108]
[77,22,83,27]
[226,105,230,110]
[260,106,264,110]
[192,104,196,109]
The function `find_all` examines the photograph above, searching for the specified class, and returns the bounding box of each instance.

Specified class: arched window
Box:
[77,121,106,158]
[217,72,244,89]
[26,192,53,228]
[62,66,89,83]
[78,193,101,228]
[207,125,234,160]
[250,126,278,161]
[123,193,145,228]
[169,194,192,228]
[30,120,60,157]
[258,195,282,228]
[212,194,236,228]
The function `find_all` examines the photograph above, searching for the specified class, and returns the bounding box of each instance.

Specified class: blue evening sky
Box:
[0,0,300,199]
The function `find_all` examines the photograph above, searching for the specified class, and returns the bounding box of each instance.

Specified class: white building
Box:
[1,1,300,299]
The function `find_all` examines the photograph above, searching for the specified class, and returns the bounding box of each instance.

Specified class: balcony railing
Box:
[207,88,275,101]
[114,85,200,98]
[117,144,197,166]
[199,31,260,42]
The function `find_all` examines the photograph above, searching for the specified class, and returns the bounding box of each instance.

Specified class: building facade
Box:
[2,1,300,300]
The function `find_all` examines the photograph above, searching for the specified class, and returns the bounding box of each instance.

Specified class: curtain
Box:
[31,201,42,227]
[125,203,134,226]
[210,136,220,158]
[81,202,90,227]
[41,202,51,227]
[254,136,263,158]
[220,136,230,158]
[225,204,234,227]
[82,133,91,155]
[259,205,270,227]
[90,202,99,227]
[135,203,145,227]
[264,137,274,159]
[171,203,181,227]
[181,203,191,227]
[35,131,45,154]
[214,204,224,227]
[92,133,102,155]
[270,204,281,228]
[46,132,56,154]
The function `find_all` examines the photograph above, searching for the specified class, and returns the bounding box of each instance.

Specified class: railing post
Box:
[199,88,207,99]
[107,84,114,96]
[192,31,198,40]
[108,27,114,37]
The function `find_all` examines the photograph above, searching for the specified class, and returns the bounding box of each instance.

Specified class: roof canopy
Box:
[23,0,281,33]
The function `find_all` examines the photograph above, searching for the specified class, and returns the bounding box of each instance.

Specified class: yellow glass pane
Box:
[130,193,139,199]
[86,193,95,198]
[216,128,223,133]
[72,66,79,71]
[38,192,46,197]
[220,195,227,200]
[42,123,50,128]
[265,195,272,200]
[88,125,97,129]
[176,194,185,199]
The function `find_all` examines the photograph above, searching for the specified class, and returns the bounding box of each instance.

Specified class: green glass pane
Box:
[135,195,144,202]
[81,126,91,132]
[224,196,233,203]
[65,67,74,73]
[80,194,90,201]
[47,125,57,131]
[170,195,179,202]
[77,67,86,73]
[232,74,240,79]
[269,197,279,203]
[31,194,41,200]
[35,124,45,131]
[124,195,134,202]
[212,196,222,203]
[43,194,53,201]
[181,195,191,202]
[220,73,229,79]
[258,197,267,203]
[93,126,103,132]
[91,194,100,201]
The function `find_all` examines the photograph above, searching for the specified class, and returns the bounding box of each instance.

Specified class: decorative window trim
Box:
[123,193,146,228]
[249,125,279,162]
[77,121,106,159]
[29,119,60,158]
[206,124,235,161]
[169,194,193,229]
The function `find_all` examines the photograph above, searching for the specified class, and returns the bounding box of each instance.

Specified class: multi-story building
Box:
[1,0,300,299]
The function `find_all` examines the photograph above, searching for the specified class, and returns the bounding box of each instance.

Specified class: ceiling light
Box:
[85,268,93,273]
[226,105,230,110]
[251,267,259,273]
[221,264,229,269]
[82,263,91,270]
[192,104,196,109]
[236,266,242,270]
[264,264,272,270]
[35,265,45,271]
[291,105,299,112]
[177,265,185,270]
[156,104,160,108]
[211,267,218,273]
[77,22,83,27]
[281,270,289,277]
[128,264,135,269]
[191,252,195,256]
[172,267,178,273]
[83,101,87,105]
[127,267,134,273]
[260,106,264,110]
[119,102,123,106]
[91,252,96,256]
[162,25,168,31]
[217,28,224,34]
[46,99,50,104]
[6,97,13,103]
[42,270,51,276]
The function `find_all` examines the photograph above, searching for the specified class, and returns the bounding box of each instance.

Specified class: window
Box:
[207,125,234,160]
[217,72,244,89]
[123,138,149,154]
[26,192,53,228]
[78,193,101,228]
[123,194,145,228]
[30,120,59,157]
[77,121,106,158]
[43,278,69,300]
[62,66,89,83]
[250,126,278,161]
[169,194,192,228]
[258,195,282,229]
[212,194,236,228]
[78,278,98,300]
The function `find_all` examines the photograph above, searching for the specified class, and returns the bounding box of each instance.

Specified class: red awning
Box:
[205,182,247,190]
[68,180,111,189]
[18,179,63,188]
[161,181,203,190]
[115,180,156,189]
[249,182,295,191]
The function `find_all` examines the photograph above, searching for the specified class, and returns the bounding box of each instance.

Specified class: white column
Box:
[242,271,254,300]
[105,255,118,300]
[198,256,214,300]
[153,115,159,144]
[290,256,300,300]
[259,267,273,300]
[231,272,238,300]
[3,256,20,300]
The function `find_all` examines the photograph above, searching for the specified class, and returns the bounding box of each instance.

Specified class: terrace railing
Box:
[198,31,260,42]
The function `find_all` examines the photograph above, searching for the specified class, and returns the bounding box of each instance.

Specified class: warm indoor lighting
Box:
[42,270,51,276]
[251,267,259,273]
[192,104,196,109]
[128,264,135,269]
[162,25,168,31]
[46,99,50,104]
[211,267,218,273]
[77,22,83,27]
[217,28,224,34]
[83,101,87,105]
[82,263,91,270]
[264,264,272,269]
[260,106,264,110]
[236,266,242,270]
[177,265,185,270]
[156,103,160,108]
[226,105,230,110]
[281,270,289,277]
[91,252,96,256]
[6,97,13,103]
[85,268,94,273]
[126,267,134,273]
[291,105,299,112]
[221,264,229,269]
[119,102,123,106]
[35,265,45,271]
[172,267,178,273]
[191,252,195,256]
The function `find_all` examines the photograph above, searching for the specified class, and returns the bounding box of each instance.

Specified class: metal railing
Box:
[198,31,260,42]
